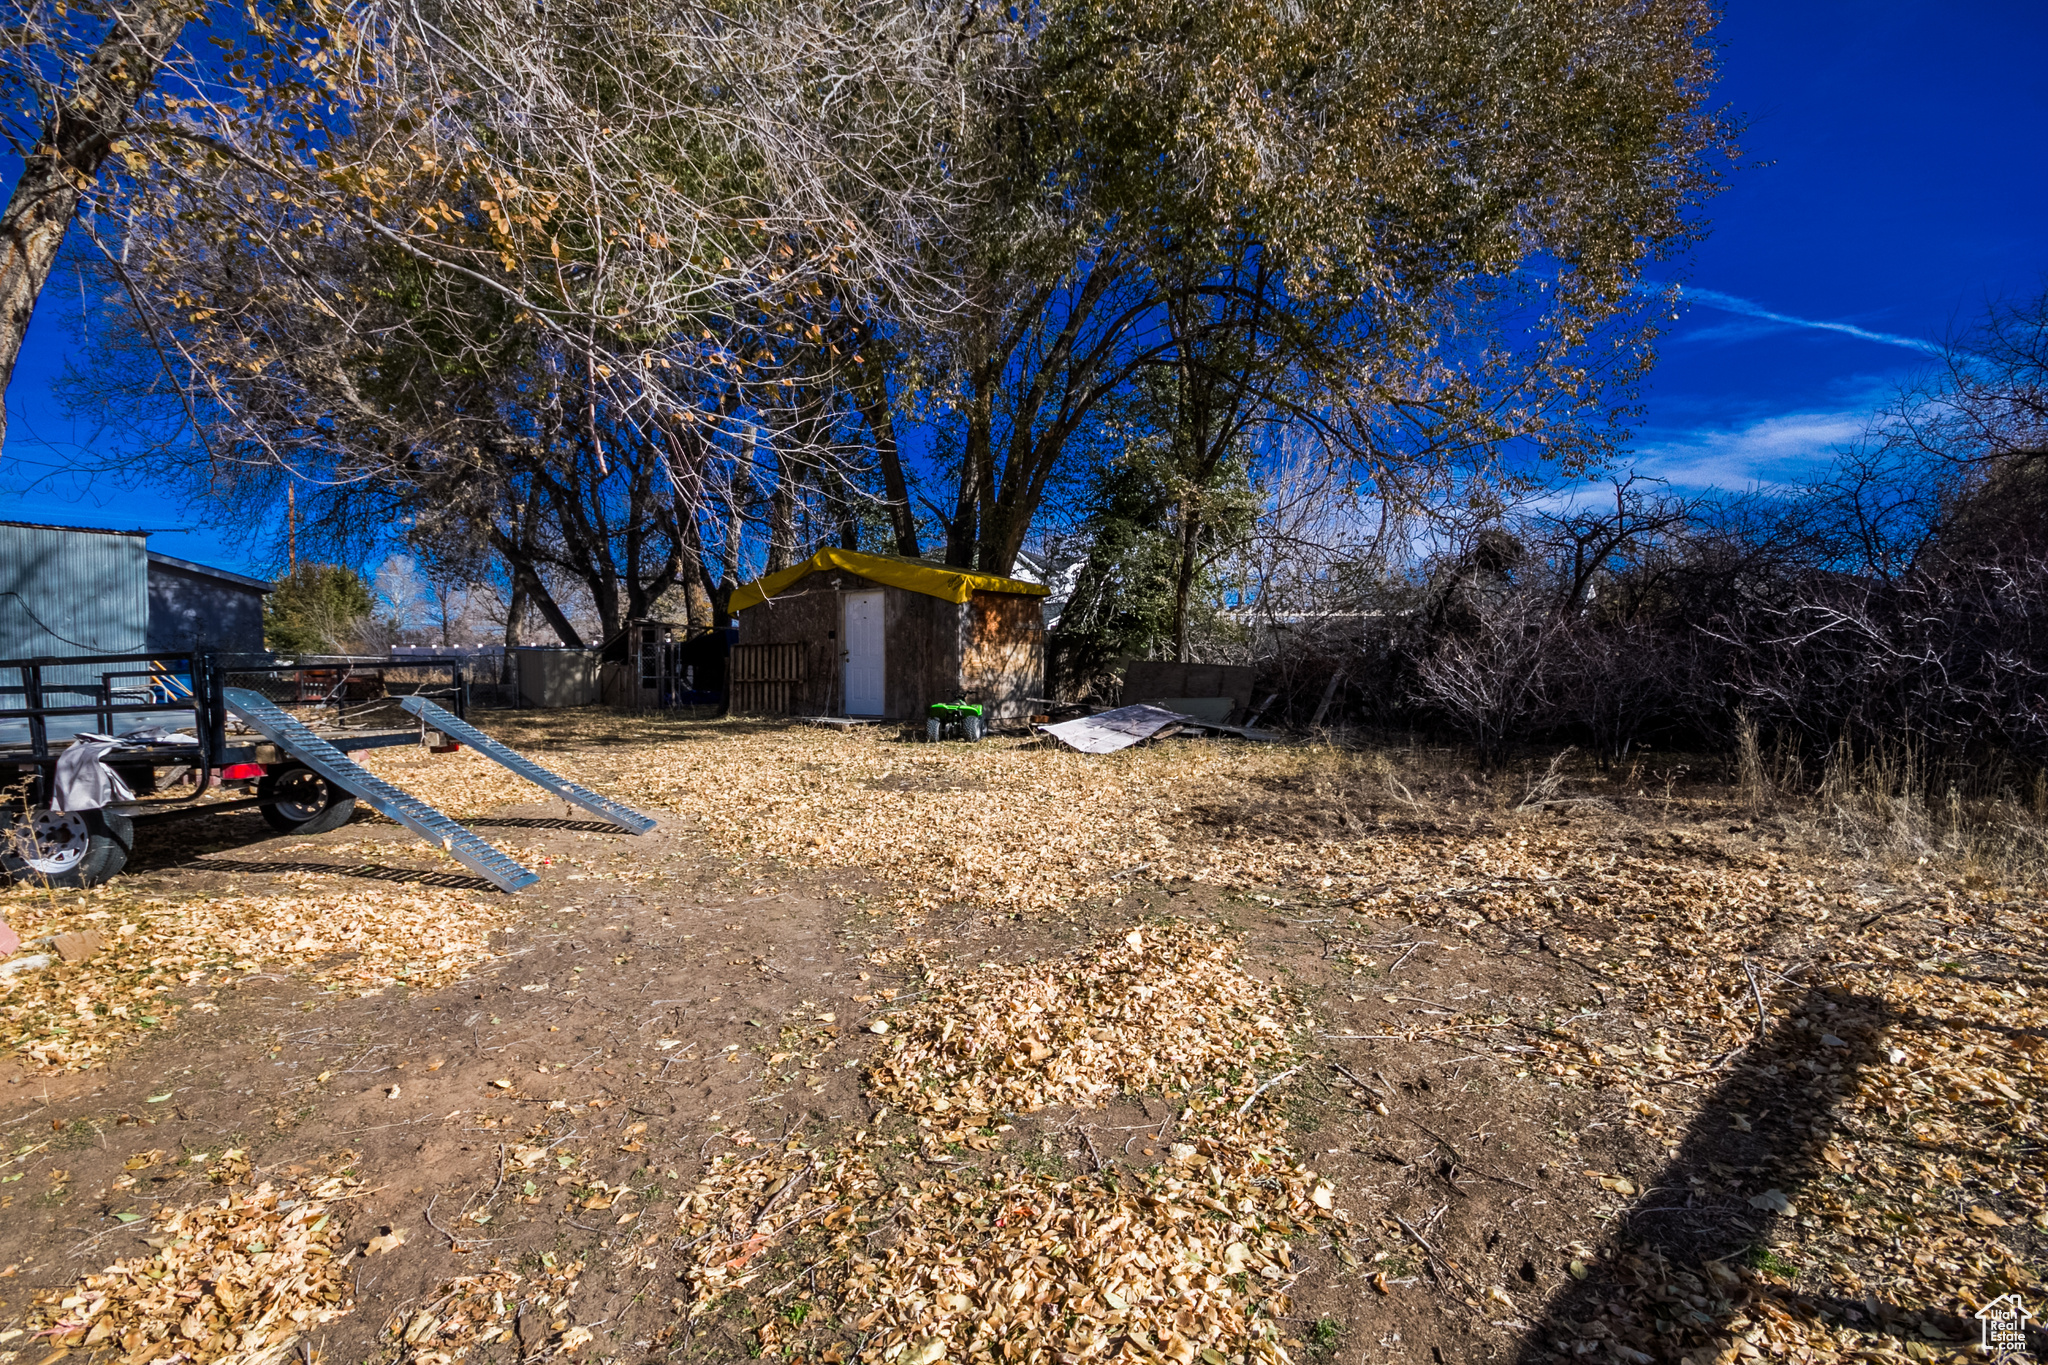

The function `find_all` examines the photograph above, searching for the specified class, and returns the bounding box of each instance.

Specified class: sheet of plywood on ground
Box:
[1039,703,1196,754]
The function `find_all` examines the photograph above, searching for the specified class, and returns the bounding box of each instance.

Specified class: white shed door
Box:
[843,591,886,715]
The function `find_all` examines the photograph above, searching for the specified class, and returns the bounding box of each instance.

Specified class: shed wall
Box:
[515,648,599,706]
[733,578,848,714]
[734,571,1044,721]
[887,587,951,720]
[962,591,1044,721]
[147,563,267,653]
[0,525,148,659]
[0,525,149,704]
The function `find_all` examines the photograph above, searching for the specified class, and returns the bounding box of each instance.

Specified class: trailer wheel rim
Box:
[7,810,90,874]
[269,768,332,822]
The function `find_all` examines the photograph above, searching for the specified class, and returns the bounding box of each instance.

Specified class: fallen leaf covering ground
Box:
[0,882,508,1070]
[358,747,549,818]
[865,923,1296,1121]
[672,928,1343,1365]
[589,724,1274,915]
[388,1258,585,1365]
[1303,832,2047,1364]
[3,715,2041,1365]
[23,1163,360,1364]
[530,720,2045,1365]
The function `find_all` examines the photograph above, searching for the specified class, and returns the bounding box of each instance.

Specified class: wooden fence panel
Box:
[730,643,804,715]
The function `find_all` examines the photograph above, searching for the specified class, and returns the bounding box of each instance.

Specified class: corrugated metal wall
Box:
[0,524,151,701]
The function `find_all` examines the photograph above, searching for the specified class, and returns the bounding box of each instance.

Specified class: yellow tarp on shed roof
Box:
[728,548,1051,613]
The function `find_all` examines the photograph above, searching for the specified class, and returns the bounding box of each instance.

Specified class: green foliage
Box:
[1049,415,1257,695]
[1742,1245,1799,1279]
[1052,459,1184,688]
[264,564,374,654]
[1309,1317,1344,1357]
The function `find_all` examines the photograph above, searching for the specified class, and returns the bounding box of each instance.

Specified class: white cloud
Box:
[1672,318,1801,347]
[1625,409,1872,490]
[1669,286,1943,356]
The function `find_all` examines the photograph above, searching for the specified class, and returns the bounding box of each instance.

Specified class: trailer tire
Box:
[0,808,133,888]
[259,766,358,835]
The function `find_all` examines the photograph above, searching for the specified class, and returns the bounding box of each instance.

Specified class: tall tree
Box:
[0,0,367,448]
[70,0,1017,597]
[911,0,1738,576]
[0,0,188,449]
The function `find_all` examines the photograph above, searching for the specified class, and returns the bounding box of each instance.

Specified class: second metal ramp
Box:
[222,688,540,892]
[397,697,658,835]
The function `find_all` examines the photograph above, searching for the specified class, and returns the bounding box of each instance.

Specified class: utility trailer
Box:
[0,648,653,891]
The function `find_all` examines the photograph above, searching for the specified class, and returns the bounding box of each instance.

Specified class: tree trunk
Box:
[853,368,920,557]
[1171,500,1201,663]
[520,565,584,648]
[764,441,796,573]
[0,0,190,447]
[948,370,994,568]
[501,573,526,682]
[488,522,585,648]
[676,508,716,629]
[716,468,746,622]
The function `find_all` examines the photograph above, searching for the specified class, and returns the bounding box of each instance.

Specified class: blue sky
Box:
[3,0,2045,572]
[1622,0,2048,494]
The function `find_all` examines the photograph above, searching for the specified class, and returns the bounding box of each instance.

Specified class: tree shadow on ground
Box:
[1513,982,2047,1365]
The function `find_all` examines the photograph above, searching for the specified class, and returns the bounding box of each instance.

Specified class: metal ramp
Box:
[222,688,540,892]
[397,697,658,835]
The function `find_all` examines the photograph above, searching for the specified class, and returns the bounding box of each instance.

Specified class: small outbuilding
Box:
[1,522,275,663]
[146,550,272,654]
[728,549,1048,722]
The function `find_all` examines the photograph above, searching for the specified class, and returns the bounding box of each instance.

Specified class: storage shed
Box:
[515,647,600,707]
[2,522,276,663]
[728,549,1049,721]
[0,521,150,662]
[146,551,272,654]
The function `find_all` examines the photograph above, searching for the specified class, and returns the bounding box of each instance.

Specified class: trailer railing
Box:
[0,650,474,775]
[0,650,222,762]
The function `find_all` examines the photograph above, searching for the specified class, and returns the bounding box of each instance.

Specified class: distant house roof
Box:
[730,548,1051,612]
[146,550,273,592]
[0,519,149,537]
[1009,547,1088,628]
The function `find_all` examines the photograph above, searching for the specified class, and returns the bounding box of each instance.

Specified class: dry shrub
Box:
[1791,736,2048,887]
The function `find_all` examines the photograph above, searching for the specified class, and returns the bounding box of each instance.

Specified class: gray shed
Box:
[0,521,150,661]
[0,521,151,733]
[146,551,272,653]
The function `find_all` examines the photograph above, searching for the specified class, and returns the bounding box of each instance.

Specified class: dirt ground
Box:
[0,714,2041,1365]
